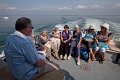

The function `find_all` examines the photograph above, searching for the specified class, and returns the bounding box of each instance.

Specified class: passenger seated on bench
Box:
[68,24,82,65]
[50,26,61,60]
[93,23,112,64]
[77,24,96,63]
[37,30,53,62]
[60,25,72,60]
[81,27,86,38]
[4,17,64,80]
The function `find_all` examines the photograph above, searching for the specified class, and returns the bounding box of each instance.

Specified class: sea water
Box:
[0,15,120,52]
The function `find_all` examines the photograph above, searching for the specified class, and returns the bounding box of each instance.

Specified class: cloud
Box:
[113,3,120,8]
[5,7,17,10]
[58,5,87,11]
[74,5,87,9]
[30,8,39,10]
[20,8,40,11]
[2,6,40,11]
[58,7,72,10]
[0,3,42,11]
[91,5,102,9]
[0,3,17,10]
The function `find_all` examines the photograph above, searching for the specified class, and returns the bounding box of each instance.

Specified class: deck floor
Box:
[0,51,120,80]
[52,51,120,80]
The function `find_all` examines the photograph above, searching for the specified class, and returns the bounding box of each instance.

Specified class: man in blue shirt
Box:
[4,17,64,80]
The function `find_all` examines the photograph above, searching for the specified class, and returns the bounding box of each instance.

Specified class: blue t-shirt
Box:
[83,29,96,41]
[73,30,82,42]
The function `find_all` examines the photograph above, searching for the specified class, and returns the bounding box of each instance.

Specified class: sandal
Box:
[87,59,91,63]
[99,61,103,64]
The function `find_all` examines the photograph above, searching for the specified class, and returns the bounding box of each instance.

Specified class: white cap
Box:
[75,24,79,28]
[54,25,59,29]
[101,23,109,30]
[89,24,95,29]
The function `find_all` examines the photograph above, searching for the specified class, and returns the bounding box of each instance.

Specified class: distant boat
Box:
[3,16,8,20]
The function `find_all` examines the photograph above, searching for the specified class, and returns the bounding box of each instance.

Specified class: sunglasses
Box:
[65,27,69,29]
[90,29,94,30]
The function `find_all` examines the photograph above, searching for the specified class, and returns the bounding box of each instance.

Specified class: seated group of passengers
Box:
[75,23,111,65]
[36,23,112,65]
[63,24,97,65]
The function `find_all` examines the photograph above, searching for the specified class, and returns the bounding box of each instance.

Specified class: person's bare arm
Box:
[94,34,102,47]
[60,33,64,42]
[77,36,82,48]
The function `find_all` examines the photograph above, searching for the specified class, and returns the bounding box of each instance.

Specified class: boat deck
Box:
[52,50,120,80]
[0,51,120,80]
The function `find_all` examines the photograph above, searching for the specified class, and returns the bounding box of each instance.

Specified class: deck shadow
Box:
[62,69,75,80]
[106,50,119,64]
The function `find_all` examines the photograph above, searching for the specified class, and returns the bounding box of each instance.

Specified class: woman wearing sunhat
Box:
[94,23,112,64]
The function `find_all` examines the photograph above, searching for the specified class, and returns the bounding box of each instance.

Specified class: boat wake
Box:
[54,17,120,41]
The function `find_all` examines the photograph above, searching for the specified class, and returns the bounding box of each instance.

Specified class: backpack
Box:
[80,46,88,61]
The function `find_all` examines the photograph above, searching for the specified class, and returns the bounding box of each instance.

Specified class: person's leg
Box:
[60,42,64,59]
[53,39,57,52]
[99,53,105,64]
[50,38,55,50]
[87,41,97,62]
[32,62,64,80]
[69,41,76,54]
[46,47,52,62]
[93,42,98,55]
[46,48,51,57]
[76,47,81,65]
[56,39,61,59]
[52,39,59,59]
[68,41,76,60]
[90,48,96,61]
[101,48,106,61]
[99,48,106,64]
[93,47,99,60]
[93,49,98,55]
[64,42,69,60]
[56,38,61,52]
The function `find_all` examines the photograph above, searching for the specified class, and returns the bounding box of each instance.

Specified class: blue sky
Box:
[0,0,120,15]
